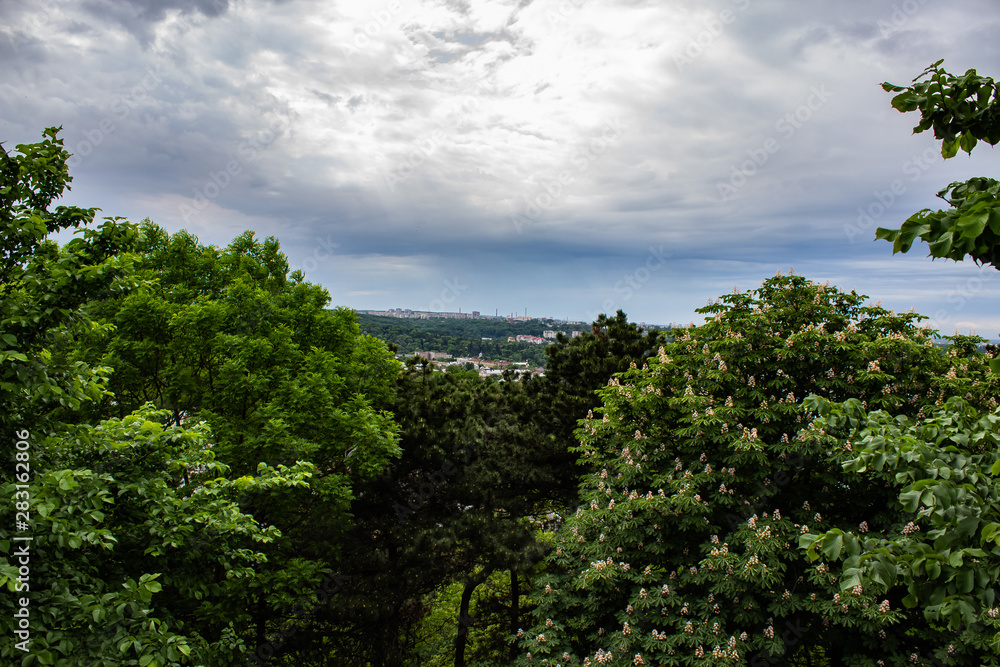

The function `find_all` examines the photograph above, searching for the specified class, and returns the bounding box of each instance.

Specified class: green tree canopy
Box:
[876,61,1000,268]
[0,128,315,667]
[514,274,998,666]
[70,220,402,663]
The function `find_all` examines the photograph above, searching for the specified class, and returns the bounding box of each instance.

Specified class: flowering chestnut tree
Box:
[514,274,998,666]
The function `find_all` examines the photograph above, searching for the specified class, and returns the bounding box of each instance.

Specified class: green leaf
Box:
[900,489,922,512]
[822,533,844,561]
[957,568,975,593]
[960,133,979,154]
[957,210,990,239]
[942,138,960,159]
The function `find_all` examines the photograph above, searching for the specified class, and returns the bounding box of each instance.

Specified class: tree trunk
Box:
[455,570,490,667]
[509,568,520,662]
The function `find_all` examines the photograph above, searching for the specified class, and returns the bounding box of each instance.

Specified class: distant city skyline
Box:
[357,306,589,324]
[356,306,676,328]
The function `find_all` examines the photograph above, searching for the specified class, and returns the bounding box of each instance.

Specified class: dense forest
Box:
[356,314,663,368]
[2,63,1000,667]
[357,314,554,366]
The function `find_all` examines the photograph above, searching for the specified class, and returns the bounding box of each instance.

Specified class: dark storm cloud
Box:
[78,0,230,44]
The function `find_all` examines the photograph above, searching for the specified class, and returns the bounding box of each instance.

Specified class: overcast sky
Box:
[3,0,1000,333]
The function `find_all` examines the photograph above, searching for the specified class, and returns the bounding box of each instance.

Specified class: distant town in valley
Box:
[355,308,675,377]
[356,307,670,330]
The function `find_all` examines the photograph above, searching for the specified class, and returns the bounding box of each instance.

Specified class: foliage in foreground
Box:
[877,61,1000,269]
[0,129,403,666]
[514,275,999,666]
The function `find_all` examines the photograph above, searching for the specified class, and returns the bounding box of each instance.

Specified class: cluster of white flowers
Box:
[710,543,729,556]
[589,557,614,571]
[712,644,739,659]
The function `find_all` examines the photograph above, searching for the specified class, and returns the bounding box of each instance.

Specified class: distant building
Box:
[414,351,451,360]
[542,330,558,340]
[515,335,548,345]
[357,308,474,320]
[571,331,583,338]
